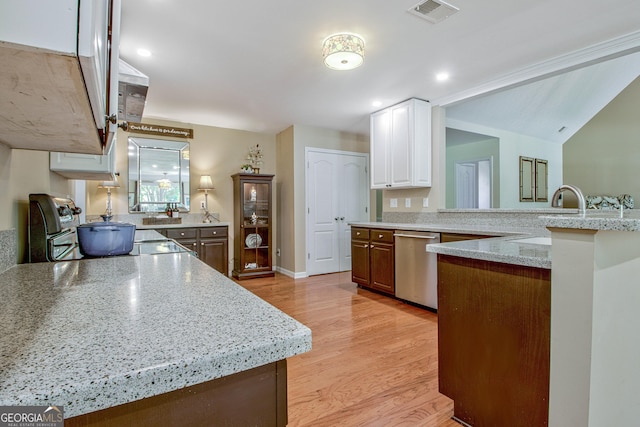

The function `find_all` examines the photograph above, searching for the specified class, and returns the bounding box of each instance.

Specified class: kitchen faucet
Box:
[551,184,586,216]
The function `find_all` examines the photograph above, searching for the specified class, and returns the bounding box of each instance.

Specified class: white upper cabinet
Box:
[0,0,121,155]
[50,137,117,181]
[370,98,432,189]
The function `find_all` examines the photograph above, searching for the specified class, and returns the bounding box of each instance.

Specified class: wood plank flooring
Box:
[237,272,459,427]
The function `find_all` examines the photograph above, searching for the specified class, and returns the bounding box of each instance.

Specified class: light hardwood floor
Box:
[237,272,460,427]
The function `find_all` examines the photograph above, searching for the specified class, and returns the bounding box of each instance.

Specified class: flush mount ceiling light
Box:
[322,33,365,71]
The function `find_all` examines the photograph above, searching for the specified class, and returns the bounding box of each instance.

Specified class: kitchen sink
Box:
[507,236,551,246]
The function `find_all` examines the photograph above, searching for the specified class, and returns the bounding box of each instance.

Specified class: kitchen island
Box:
[0,252,311,425]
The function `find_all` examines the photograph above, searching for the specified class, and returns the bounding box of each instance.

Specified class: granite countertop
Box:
[541,210,640,231]
[136,221,231,230]
[134,229,167,241]
[0,254,311,418]
[351,221,550,269]
[427,235,552,269]
[351,221,531,237]
[354,211,640,269]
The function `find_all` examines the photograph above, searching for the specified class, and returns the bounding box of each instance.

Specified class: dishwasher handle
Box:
[394,233,438,240]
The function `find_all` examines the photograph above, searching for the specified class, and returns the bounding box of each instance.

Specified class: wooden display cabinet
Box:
[232,173,275,280]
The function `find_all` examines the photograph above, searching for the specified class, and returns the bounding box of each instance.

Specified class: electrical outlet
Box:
[405,198,411,208]
[276,248,281,256]
[200,201,206,209]
[390,198,398,208]
[423,197,429,208]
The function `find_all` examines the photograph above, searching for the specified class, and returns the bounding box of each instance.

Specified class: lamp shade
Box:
[198,175,215,190]
[322,33,365,71]
[98,179,120,189]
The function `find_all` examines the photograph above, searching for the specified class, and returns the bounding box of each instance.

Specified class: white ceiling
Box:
[447,52,640,144]
[118,0,640,136]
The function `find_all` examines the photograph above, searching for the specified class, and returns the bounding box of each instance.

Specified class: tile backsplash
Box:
[0,229,17,273]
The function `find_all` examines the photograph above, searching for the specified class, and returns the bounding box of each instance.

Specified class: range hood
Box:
[118,59,149,122]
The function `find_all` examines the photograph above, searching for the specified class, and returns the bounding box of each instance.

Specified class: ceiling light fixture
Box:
[322,33,365,71]
[436,72,449,82]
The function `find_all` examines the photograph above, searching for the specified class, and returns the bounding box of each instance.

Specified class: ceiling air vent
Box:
[408,0,459,24]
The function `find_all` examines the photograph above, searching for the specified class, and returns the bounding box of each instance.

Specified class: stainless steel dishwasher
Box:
[394,231,440,310]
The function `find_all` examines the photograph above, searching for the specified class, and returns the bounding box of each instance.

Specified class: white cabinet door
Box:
[50,138,116,180]
[370,109,391,189]
[390,102,412,187]
[369,98,432,189]
[0,0,120,154]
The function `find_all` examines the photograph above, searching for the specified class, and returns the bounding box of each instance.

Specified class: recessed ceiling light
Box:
[436,72,449,82]
[372,100,382,107]
[137,48,152,57]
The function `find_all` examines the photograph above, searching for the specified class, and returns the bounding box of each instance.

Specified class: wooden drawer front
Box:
[200,227,228,239]
[440,233,492,243]
[352,228,370,240]
[166,228,197,239]
[371,229,394,244]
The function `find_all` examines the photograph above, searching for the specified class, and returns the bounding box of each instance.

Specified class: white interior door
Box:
[455,158,493,209]
[307,149,369,276]
[455,162,478,208]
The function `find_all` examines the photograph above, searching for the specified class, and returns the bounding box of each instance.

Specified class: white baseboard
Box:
[276,266,308,279]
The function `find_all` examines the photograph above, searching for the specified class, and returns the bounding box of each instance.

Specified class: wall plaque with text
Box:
[127,122,193,139]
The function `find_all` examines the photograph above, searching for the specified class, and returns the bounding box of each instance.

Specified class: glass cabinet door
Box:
[232,174,274,279]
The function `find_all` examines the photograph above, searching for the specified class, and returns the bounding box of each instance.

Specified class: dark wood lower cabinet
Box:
[351,227,394,295]
[437,254,551,427]
[66,360,287,427]
[162,226,229,276]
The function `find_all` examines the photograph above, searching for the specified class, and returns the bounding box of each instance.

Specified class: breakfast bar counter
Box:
[0,253,311,423]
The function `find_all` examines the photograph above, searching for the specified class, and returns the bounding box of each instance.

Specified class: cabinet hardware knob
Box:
[192,243,196,246]
[356,232,360,236]
[364,244,369,248]
[370,245,374,248]
[106,113,117,125]
[212,232,216,235]
[379,234,383,238]
[201,243,204,246]
[180,232,185,236]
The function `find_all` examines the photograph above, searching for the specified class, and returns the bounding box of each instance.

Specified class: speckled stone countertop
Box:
[427,235,552,269]
[541,210,640,231]
[136,221,231,230]
[0,254,311,417]
[351,221,532,237]
[134,229,168,241]
[351,221,551,269]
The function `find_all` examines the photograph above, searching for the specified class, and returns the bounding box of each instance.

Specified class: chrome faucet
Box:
[551,184,586,216]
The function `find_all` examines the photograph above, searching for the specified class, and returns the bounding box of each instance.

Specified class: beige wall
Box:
[276,125,370,276]
[275,126,295,273]
[84,119,276,271]
[563,76,640,199]
[0,146,71,262]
